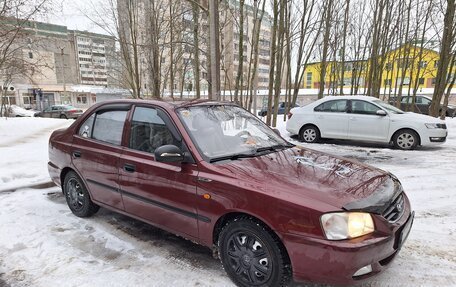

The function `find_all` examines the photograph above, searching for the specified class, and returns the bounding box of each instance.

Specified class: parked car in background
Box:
[35,105,83,119]
[7,105,36,117]
[389,95,456,117]
[258,101,299,117]
[49,99,413,286]
[287,95,447,150]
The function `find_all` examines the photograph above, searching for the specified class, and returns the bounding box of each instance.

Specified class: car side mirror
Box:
[154,145,184,163]
[376,110,387,116]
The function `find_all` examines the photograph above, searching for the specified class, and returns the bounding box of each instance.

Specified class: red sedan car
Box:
[48,99,414,286]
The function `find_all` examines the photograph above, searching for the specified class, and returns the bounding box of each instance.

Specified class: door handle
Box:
[73,151,81,158]
[124,163,136,173]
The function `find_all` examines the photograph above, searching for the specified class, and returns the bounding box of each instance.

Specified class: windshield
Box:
[372,100,404,114]
[177,105,292,162]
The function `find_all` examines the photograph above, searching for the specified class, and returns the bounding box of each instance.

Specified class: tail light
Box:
[68,109,78,113]
[287,112,293,119]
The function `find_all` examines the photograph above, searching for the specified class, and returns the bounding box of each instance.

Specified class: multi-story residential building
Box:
[118,0,274,97]
[1,20,117,109]
[220,0,273,91]
[71,30,116,87]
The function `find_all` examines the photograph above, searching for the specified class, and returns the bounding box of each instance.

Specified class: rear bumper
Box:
[48,161,61,186]
[285,209,413,285]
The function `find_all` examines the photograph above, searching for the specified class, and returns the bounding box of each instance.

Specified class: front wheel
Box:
[393,129,419,150]
[63,171,99,217]
[218,218,290,287]
[299,125,320,143]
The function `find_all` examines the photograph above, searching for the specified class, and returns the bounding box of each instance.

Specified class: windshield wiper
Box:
[256,143,295,153]
[209,153,257,163]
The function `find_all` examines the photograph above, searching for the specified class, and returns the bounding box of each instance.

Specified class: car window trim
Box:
[75,105,131,147]
[349,100,385,116]
[125,104,195,164]
[314,99,348,113]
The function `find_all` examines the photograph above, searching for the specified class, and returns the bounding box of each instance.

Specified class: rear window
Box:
[92,110,128,145]
[314,100,347,113]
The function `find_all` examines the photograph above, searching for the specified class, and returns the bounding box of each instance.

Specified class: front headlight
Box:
[425,123,439,129]
[320,212,374,240]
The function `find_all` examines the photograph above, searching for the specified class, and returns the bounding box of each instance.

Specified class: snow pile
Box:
[0,118,72,192]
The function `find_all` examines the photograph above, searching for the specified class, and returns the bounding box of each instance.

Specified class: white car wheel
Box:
[299,126,320,143]
[393,130,418,150]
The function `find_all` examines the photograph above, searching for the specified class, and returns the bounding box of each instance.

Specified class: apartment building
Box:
[2,20,117,109]
[118,0,273,96]
[71,30,116,87]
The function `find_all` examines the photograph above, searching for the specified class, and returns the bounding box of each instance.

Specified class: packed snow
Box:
[0,116,455,287]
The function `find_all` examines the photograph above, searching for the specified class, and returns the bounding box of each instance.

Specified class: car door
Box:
[313,99,349,139]
[118,106,199,239]
[416,96,431,114]
[42,106,52,117]
[348,100,390,142]
[51,106,61,118]
[71,105,131,210]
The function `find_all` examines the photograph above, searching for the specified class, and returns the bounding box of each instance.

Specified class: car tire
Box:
[60,114,68,119]
[299,125,320,143]
[393,129,419,150]
[218,217,291,287]
[63,171,99,217]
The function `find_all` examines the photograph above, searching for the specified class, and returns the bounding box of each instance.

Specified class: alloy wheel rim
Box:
[397,133,415,149]
[303,129,316,142]
[67,178,84,210]
[226,232,272,285]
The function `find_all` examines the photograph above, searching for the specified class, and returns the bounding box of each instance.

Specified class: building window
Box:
[385,62,392,71]
[434,60,439,68]
[28,52,33,59]
[419,61,427,68]
[419,78,425,85]
[384,79,392,86]
[431,78,436,85]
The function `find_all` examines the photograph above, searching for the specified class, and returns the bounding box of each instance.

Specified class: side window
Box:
[418,97,431,105]
[401,97,411,104]
[314,100,347,113]
[351,100,380,115]
[129,107,179,153]
[92,110,128,145]
[78,113,95,138]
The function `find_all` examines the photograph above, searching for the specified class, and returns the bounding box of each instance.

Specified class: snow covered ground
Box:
[0,116,455,287]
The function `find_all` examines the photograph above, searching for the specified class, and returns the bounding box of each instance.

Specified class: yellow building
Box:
[302,44,443,91]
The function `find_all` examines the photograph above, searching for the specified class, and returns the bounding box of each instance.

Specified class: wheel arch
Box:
[212,211,291,264]
[391,128,421,145]
[299,123,321,136]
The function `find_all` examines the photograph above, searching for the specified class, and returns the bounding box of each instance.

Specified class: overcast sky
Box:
[39,0,107,34]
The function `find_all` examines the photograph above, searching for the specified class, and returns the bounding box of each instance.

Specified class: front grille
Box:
[382,194,405,222]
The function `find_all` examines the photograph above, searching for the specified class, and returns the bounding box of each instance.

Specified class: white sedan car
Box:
[286,95,448,150]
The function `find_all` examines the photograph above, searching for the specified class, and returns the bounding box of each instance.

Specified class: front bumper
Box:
[284,203,413,285]
[420,128,447,145]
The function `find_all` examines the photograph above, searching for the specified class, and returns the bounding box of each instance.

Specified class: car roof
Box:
[91,99,237,109]
[321,95,382,101]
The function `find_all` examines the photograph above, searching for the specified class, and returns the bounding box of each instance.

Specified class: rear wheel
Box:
[218,218,290,287]
[299,125,320,143]
[63,171,99,217]
[393,129,419,150]
[60,114,67,119]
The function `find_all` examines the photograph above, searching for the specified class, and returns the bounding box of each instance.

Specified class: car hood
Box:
[390,111,445,123]
[212,147,400,214]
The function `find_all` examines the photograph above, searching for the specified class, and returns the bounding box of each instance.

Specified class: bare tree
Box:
[431,0,456,117]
